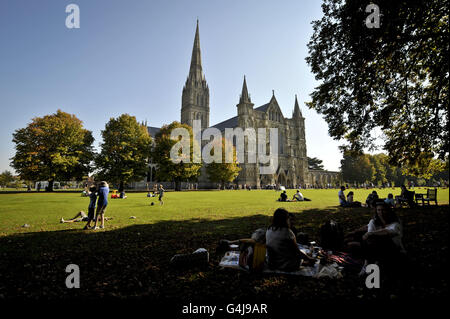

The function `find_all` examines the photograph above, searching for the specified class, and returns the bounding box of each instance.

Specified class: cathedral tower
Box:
[181,20,210,130]
[292,94,308,185]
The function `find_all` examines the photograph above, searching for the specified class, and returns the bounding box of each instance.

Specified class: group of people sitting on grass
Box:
[277,190,311,202]
[338,185,411,208]
[222,203,406,276]
[61,181,111,230]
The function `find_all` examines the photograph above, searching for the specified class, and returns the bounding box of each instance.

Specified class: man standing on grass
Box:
[83,185,98,229]
[93,181,109,230]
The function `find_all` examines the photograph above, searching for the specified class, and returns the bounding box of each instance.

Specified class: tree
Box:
[369,154,387,185]
[306,0,448,176]
[307,157,325,170]
[0,170,15,188]
[341,151,375,184]
[430,158,449,186]
[11,110,95,191]
[206,138,241,189]
[95,114,152,192]
[151,121,202,191]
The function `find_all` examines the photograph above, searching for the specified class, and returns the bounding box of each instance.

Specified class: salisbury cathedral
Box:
[145,21,340,189]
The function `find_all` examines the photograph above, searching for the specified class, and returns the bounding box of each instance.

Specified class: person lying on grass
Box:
[60,211,113,224]
[266,208,315,271]
[60,185,112,230]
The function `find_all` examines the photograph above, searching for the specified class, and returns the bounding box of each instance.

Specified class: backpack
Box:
[238,241,266,272]
[320,220,344,251]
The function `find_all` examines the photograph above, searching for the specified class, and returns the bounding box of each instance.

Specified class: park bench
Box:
[415,188,438,206]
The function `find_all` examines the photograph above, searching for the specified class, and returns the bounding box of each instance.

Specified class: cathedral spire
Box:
[181,20,210,130]
[188,19,203,82]
[293,94,302,118]
[239,75,251,103]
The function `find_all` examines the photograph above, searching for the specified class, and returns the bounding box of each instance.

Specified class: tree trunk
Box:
[47,179,54,192]
[175,180,181,191]
[119,181,124,193]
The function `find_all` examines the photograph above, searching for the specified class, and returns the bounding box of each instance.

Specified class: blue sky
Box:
[0,0,343,173]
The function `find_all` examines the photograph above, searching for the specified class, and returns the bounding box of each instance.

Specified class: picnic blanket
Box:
[219,244,351,279]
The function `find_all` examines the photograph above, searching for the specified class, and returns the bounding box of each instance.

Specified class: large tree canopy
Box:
[341,151,447,186]
[95,114,152,191]
[306,0,448,176]
[11,110,94,190]
[151,121,202,191]
[206,137,241,189]
[340,151,374,184]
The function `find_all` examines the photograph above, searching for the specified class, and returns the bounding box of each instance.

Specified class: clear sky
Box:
[0,0,343,173]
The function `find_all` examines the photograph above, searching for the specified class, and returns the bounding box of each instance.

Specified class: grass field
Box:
[1,187,448,236]
[0,187,448,303]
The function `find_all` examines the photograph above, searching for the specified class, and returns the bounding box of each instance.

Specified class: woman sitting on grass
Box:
[346,191,362,207]
[365,191,379,208]
[344,201,406,275]
[278,190,288,202]
[266,208,315,271]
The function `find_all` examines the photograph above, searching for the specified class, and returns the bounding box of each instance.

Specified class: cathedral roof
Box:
[254,103,270,113]
[211,116,238,131]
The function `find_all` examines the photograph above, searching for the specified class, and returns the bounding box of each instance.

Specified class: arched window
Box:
[278,131,284,154]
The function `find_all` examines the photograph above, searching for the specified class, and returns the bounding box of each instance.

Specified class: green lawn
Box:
[0,187,448,303]
[1,187,448,236]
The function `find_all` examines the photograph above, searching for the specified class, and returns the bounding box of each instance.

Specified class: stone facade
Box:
[141,21,340,189]
[210,79,309,189]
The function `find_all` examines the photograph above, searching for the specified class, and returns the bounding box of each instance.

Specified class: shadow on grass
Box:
[0,205,448,303]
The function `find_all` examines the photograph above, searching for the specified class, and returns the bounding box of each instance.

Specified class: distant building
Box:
[141,21,340,189]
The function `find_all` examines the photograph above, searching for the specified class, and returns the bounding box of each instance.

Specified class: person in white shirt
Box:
[292,190,311,201]
[363,202,405,254]
[345,202,406,263]
[293,190,304,201]
[338,186,349,207]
